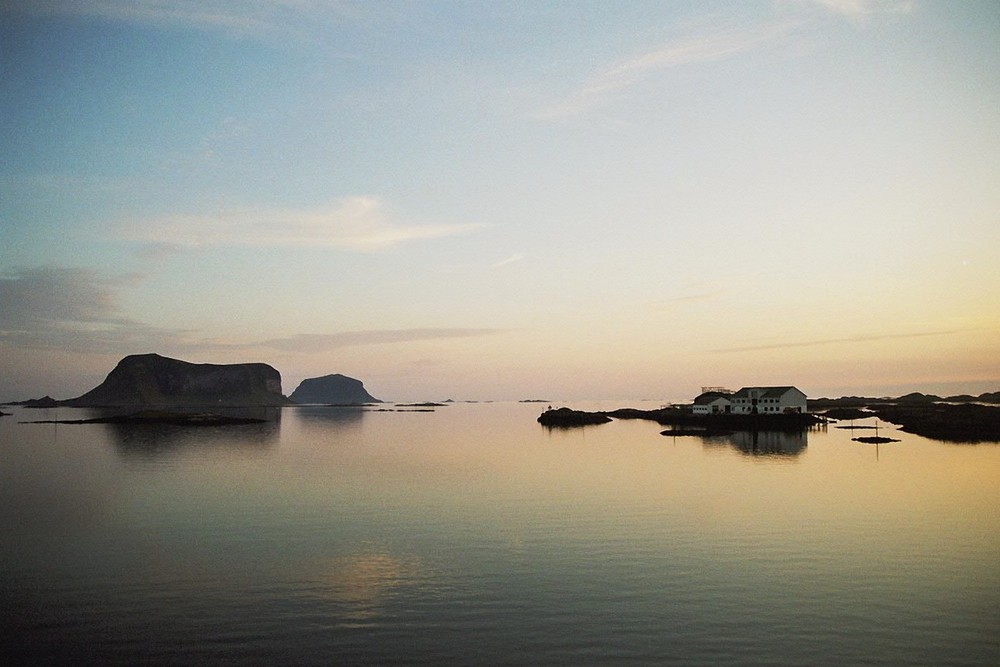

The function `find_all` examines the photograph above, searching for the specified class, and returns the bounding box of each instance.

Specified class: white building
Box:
[692,386,807,415]
[729,386,807,414]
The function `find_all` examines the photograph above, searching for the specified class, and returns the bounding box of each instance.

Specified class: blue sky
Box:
[2,0,998,401]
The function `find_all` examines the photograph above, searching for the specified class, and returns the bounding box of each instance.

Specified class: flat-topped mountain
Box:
[67,353,287,407]
[289,374,381,405]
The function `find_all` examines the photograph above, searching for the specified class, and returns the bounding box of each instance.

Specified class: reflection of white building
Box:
[692,386,807,414]
[726,429,807,455]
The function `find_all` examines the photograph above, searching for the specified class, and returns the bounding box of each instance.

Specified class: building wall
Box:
[730,388,807,414]
[778,388,808,413]
[693,397,731,414]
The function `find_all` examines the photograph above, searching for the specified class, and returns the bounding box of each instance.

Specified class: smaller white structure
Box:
[692,390,733,415]
[691,386,807,415]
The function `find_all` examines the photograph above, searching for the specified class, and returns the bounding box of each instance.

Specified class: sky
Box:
[1,0,998,403]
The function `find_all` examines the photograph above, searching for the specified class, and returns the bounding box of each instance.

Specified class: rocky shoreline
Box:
[538,407,822,431]
[537,398,1000,444]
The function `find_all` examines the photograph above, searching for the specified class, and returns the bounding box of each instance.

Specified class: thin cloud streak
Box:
[1,0,383,46]
[0,267,187,354]
[792,0,915,18]
[492,253,525,268]
[257,328,503,353]
[711,329,962,354]
[124,197,483,251]
[536,19,800,119]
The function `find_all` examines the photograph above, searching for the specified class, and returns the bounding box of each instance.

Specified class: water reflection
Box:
[702,430,808,457]
[312,550,425,622]
[16,406,282,459]
[103,407,281,459]
[107,421,279,459]
[293,405,366,431]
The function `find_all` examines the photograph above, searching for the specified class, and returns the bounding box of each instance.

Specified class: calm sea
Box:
[1,401,997,665]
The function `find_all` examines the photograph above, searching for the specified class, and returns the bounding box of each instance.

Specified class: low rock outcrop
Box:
[537,407,612,427]
[289,374,381,405]
[67,354,287,407]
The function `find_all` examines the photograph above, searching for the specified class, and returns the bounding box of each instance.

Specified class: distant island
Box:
[70,353,287,407]
[289,374,381,405]
[1,355,393,425]
[7,353,287,408]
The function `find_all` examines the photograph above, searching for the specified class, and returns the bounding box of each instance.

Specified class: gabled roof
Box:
[731,386,802,399]
[693,391,732,405]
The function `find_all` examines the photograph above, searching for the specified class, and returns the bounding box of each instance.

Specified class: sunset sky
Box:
[2,0,998,402]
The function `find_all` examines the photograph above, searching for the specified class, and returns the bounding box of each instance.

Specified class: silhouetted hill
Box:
[9,396,61,408]
[67,354,287,407]
[896,392,942,403]
[289,374,381,405]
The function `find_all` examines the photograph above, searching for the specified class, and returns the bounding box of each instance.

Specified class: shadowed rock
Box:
[537,407,612,427]
[66,354,287,407]
[289,374,381,405]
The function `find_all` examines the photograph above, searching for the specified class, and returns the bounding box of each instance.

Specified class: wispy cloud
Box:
[0,267,186,353]
[535,19,800,119]
[1,0,387,46]
[0,267,500,357]
[789,0,915,19]
[256,328,503,353]
[492,253,525,268]
[711,329,960,353]
[123,197,483,251]
[535,0,914,120]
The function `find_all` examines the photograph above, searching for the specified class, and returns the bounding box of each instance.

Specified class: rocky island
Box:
[537,407,612,427]
[61,353,287,407]
[289,374,381,405]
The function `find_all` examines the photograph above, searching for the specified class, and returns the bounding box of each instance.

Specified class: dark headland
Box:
[63,353,287,407]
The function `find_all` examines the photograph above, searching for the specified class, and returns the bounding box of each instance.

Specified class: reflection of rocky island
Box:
[538,406,813,456]
[289,374,381,405]
[64,353,287,407]
[25,410,268,426]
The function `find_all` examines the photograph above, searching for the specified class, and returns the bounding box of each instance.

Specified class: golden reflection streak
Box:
[313,552,424,621]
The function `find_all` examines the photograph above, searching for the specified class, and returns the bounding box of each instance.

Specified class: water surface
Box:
[1,402,997,665]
